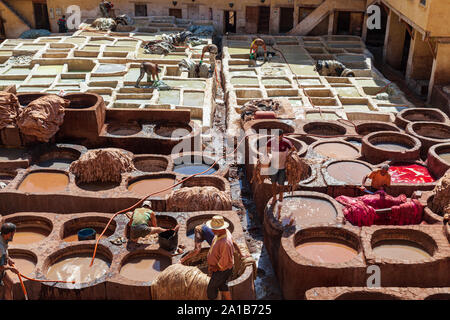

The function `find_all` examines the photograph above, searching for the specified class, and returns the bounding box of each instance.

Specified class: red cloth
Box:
[336,192,423,226]
[267,137,293,152]
[388,163,435,184]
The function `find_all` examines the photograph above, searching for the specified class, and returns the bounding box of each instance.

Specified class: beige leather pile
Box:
[16,95,68,142]
[285,151,310,193]
[167,186,232,212]
[431,169,450,216]
[69,148,136,183]
[0,91,21,130]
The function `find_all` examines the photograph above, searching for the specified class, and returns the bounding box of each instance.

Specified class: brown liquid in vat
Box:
[12,227,49,244]
[18,172,69,193]
[280,197,337,226]
[7,254,35,277]
[313,142,358,159]
[120,256,171,282]
[296,240,358,264]
[128,178,175,197]
[372,240,431,260]
[438,152,450,164]
[63,233,103,242]
[327,161,371,184]
[46,253,110,283]
[374,143,410,151]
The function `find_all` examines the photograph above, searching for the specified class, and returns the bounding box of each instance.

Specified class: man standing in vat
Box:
[266,130,296,205]
[0,223,19,300]
[205,216,235,300]
[127,201,179,243]
[361,164,392,192]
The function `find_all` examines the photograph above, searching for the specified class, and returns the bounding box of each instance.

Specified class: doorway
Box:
[224,11,236,33]
[169,8,182,19]
[187,5,200,20]
[279,7,294,33]
[33,1,50,30]
[336,11,351,34]
[400,30,412,75]
[258,6,270,34]
[0,15,5,40]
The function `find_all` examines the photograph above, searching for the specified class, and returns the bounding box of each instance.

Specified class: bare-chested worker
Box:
[250,38,267,61]
[199,44,218,72]
[135,61,161,88]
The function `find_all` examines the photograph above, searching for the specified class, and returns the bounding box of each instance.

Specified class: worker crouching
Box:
[127,201,179,243]
[0,223,19,300]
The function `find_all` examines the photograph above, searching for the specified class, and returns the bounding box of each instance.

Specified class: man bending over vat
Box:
[250,38,267,61]
[180,219,246,264]
[362,164,392,192]
[0,223,19,300]
[199,44,218,73]
[127,201,179,243]
[266,130,296,205]
[135,61,161,88]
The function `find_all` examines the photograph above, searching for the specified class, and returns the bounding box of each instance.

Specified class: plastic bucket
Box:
[158,230,178,251]
[78,228,96,241]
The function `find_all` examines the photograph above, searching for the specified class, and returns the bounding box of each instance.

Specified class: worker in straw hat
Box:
[127,200,179,243]
[205,215,235,300]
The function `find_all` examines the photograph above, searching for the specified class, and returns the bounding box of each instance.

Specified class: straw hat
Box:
[206,215,229,230]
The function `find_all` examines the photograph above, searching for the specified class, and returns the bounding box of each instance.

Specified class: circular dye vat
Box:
[37,158,73,170]
[174,164,217,175]
[18,172,69,193]
[120,255,171,282]
[77,181,119,191]
[437,152,450,164]
[296,239,358,264]
[372,240,431,261]
[128,177,175,197]
[388,163,435,184]
[280,197,337,226]
[46,253,110,283]
[64,232,104,243]
[313,142,359,159]
[327,161,371,184]
[12,227,49,244]
[7,253,35,276]
[154,124,191,138]
[373,142,411,151]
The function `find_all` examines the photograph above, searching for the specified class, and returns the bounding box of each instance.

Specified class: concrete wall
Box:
[0,1,30,38]
[382,0,450,37]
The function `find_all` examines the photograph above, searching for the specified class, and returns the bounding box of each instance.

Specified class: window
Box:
[135,4,147,17]
[420,0,426,6]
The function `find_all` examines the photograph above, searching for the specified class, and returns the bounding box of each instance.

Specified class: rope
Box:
[89,132,258,266]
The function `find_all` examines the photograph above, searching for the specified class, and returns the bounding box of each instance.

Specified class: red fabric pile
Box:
[336,192,423,226]
[388,163,435,184]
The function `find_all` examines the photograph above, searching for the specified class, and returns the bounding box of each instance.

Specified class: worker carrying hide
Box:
[199,44,218,74]
[126,201,180,243]
[314,60,355,77]
[249,38,267,61]
[135,61,161,88]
